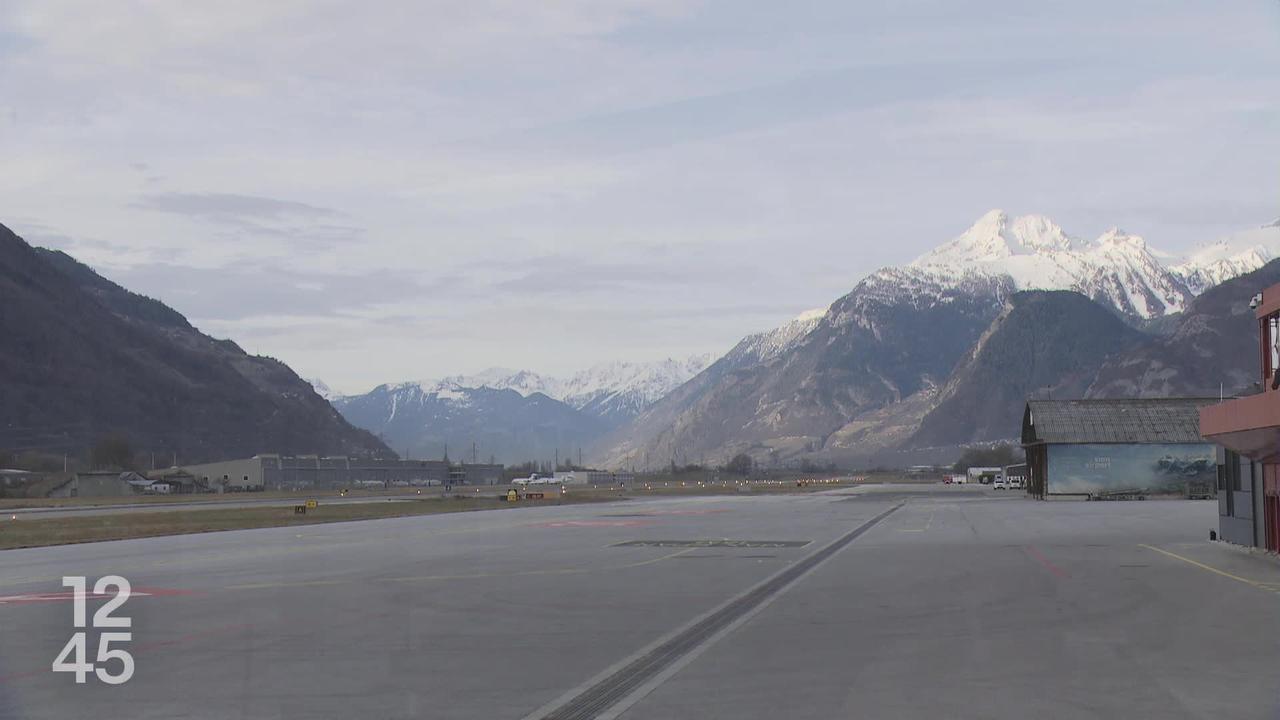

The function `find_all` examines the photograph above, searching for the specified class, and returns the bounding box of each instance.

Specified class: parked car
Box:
[993,478,1008,489]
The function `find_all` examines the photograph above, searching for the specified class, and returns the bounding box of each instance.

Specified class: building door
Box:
[1265,464,1280,553]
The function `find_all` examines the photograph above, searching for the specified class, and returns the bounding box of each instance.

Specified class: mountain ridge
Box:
[0,223,391,463]
[593,211,1280,469]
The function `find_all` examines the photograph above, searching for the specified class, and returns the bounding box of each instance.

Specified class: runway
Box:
[1,485,1277,719]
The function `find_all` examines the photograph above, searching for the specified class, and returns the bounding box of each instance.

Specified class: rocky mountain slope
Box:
[597,271,1013,468]
[1087,257,1280,399]
[593,212,1280,469]
[908,291,1149,449]
[0,223,390,463]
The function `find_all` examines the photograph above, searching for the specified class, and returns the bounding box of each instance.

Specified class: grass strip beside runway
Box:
[0,495,611,550]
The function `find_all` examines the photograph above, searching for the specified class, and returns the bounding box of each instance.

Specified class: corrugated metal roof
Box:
[1023,398,1218,445]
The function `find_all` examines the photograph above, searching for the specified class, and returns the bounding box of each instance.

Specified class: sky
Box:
[2,1,1278,394]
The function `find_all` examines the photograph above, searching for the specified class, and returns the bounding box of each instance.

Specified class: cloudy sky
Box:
[2,1,1277,393]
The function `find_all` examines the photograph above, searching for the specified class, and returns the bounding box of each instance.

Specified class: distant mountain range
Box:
[323,356,712,464]
[593,211,1280,469]
[20,205,1276,473]
[0,223,390,463]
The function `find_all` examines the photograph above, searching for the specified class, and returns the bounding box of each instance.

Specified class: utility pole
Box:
[472,441,477,464]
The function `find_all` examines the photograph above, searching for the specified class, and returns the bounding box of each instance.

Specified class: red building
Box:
[1200,283,1280,551]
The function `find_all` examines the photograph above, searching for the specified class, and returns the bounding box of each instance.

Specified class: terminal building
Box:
[1022,398,1217,500]
[177,455,503,491]
[1200,282,1280,551]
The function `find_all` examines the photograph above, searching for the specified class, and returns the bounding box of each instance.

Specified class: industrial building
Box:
[46,471,154,498]
[554,470,635,485]
[1200,282,1280,551]
[177,455,503,491]
[1021,398,1218,499]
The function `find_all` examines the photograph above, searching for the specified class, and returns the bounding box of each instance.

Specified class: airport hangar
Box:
[1021,397,1218,500]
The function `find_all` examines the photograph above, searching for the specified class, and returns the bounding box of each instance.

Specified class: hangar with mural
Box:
[1022,398,1218,499]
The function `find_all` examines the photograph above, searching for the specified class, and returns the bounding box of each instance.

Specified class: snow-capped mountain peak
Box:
[436,367,561,398]
[555,355,714,422]
[915,210,1086,266]
[904,210,1198,318]
[361,354,716,427]
[1171,222,1280,295]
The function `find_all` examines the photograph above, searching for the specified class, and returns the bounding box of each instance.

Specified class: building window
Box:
[1270,315,1280,378]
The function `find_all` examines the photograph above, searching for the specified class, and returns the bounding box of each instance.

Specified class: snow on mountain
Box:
[720,307,826,367]
[437,368,562,399]
[558,355,715,424]
[333,380,604,463]
[1171,221,1280,295]
[908,210,1191,318]
[359,354,716,426]
[368,380,475,425]
[596,210,1280,470]
[307,378,343,402]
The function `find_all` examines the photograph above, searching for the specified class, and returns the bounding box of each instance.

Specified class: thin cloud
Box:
[133,192,337,223]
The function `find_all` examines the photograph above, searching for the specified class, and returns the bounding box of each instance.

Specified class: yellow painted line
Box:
[1139,544,1280,595]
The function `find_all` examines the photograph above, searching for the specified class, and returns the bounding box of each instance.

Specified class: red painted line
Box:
[1024,545,1069,579]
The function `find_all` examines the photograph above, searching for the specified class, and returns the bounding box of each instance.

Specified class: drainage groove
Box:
[534,503,903,720]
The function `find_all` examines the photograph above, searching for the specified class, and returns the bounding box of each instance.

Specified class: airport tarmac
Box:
[1,485,1277,719]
